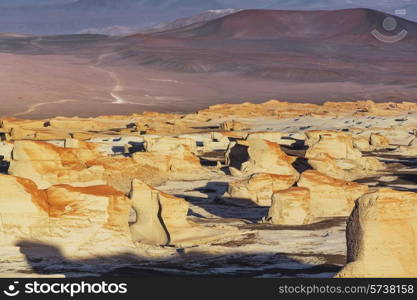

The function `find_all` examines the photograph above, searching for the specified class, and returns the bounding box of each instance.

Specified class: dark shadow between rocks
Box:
[15,240,343,278]
[175,181,269,223]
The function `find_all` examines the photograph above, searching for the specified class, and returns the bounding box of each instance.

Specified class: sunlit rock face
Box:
[266,170,368,225]
[226,139,299,178]
[305,130,384,180]
[337,189,417,278]
[225,173,297,206]
[0,174,49,245]
[0,174,134,257]
[9,140,105,189]
[130,179,229,247]
[297,170,369,219]
[0,98,415,277]
[267,187,312,225]
[8,140,168,193]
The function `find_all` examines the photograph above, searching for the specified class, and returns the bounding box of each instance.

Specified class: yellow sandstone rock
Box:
[337,189,417,277]
[130,180,231,247]
[267,187,312,225]
[225,173,297,206]
[297,170,368,219]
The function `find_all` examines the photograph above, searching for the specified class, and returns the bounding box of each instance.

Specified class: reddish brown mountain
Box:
[1,9,417,118]
[150,8,417,42]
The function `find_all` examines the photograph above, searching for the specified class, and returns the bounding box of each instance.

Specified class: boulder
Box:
[46,184,134,255]
[297,170,368,219]
[0,174,49,245]
[359,127,415,146]
[0,174,134,256]
[226,139,298,178]
[130,184,169,246]
[49,116,133,132]
[370,133,390,150]
[305,131,384,180]
[393,137,417,156]
[220,120,249,131]
[132,150,218,182]
[225,173,297,206]
[305,130,362,161]
[0,118,46,132]
[307,153,350,180]
[337,189,417,277]
[130,180,229,247]
[246,131,298,147]
[267,187,312,225]
[9,140,105,189]
[353,136,374,152]
[8,140,165,193]
[0,141,13,161]
[143,136,197,155]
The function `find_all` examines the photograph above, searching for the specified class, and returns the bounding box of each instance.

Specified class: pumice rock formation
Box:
[130,180,230,247]
[0,174,134,256]
[305,130,384,180]
[337,189,417,278]
[0,174,49,245]
[224,173,297,206]
[130,181,169,246]
[9,140,105,189]
[0,98,415,277]
[297,170,369,219]
[267,187,312,225]
[226,138,299,178]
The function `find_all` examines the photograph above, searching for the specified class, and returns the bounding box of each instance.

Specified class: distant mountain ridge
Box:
[67,0,225,10]
[142,8,240,34]
[0,0,416,35]
[152,8,417,41]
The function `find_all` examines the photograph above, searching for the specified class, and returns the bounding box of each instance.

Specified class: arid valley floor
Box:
[2,9,417,119]
[0,100,416,278]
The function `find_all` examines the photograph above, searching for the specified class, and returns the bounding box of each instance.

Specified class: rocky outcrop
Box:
[267,187,312,225]
[200,100,417,119]
[220,120,249,131]
[0,141,13,161]
[393,136,417,156]
[0,174,49,246]
[297,170,368,219]
[353,136,374,152]
[49,116,135,132]
[8,140,167,193]
[226,139,299,178]
[9,140,105,189]
[225,173,297,206]
[129,180,169,246]
[130,180,228,247]
[337,189,417,277]
[246,131,297,146]
[352,133,390,152]
[143,136,197,155]
[45,184,133,255]
[0,174,134,257]
[132,150,217,182]
[305,130,362,160]
[369,133,390,150]
[305,130,384,180]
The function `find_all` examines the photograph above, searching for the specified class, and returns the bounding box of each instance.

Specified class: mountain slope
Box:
[153,8,417,41]
[142,8,239,34]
